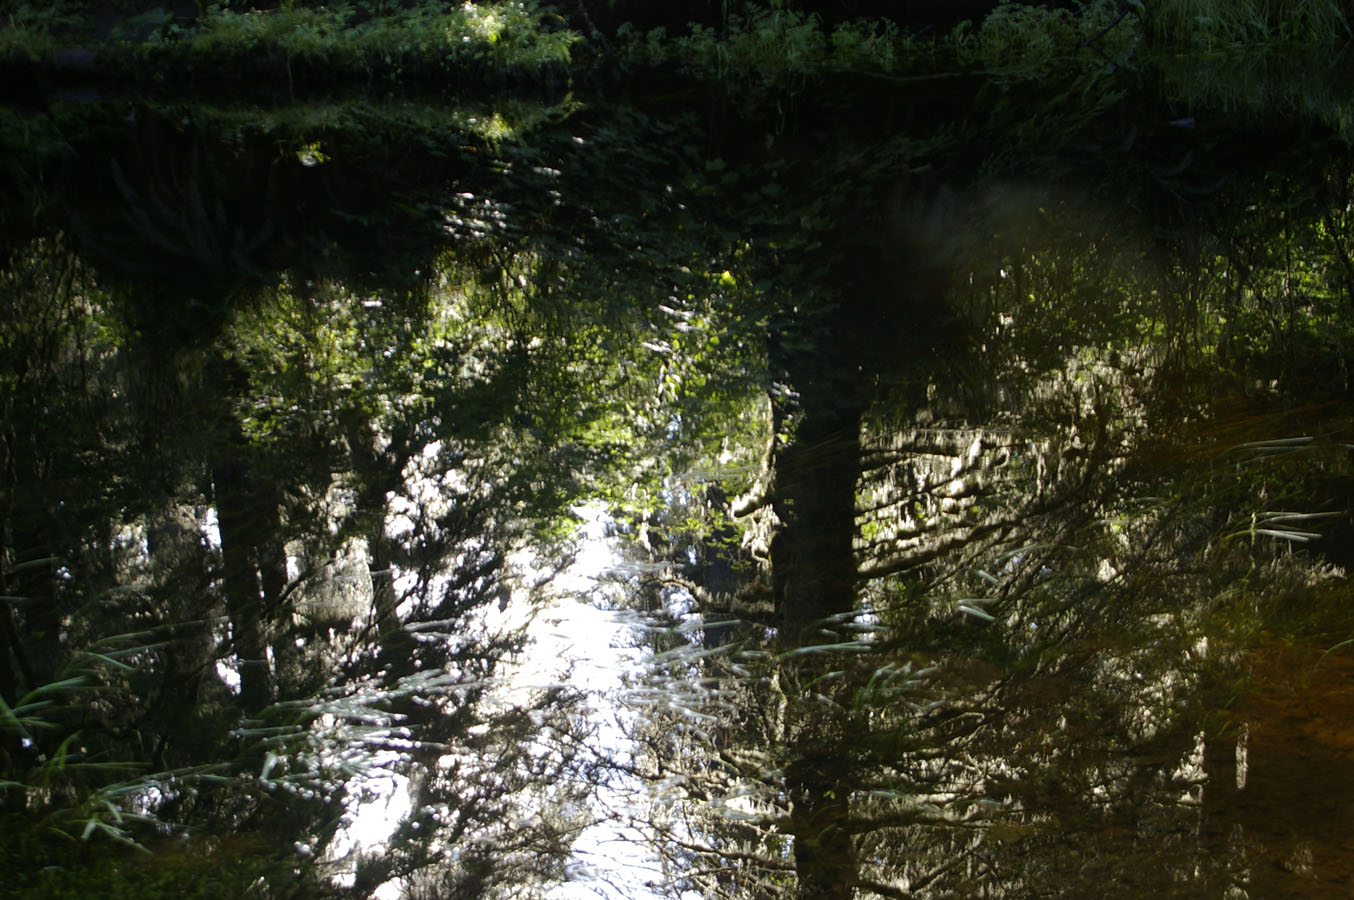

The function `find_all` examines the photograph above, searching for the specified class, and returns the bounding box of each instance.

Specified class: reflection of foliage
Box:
[613,1,1137,95]
[1,1,577,98]
[1148,0,1352,51]
[7,3,1354,897]
[623,122,1354,897]
[0,220,610,895]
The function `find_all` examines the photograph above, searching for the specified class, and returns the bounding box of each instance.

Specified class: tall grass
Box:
[1150,0,1352,50]
[1147,0,1354,138]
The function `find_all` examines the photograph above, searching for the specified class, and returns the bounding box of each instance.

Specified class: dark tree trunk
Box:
[212,453,273,714]
[760,154,966,900]
[769,358,866,899]
[787,750,858,900]
[208,357,275,714]
[1199,721,1241,898]
[770,399,863,642]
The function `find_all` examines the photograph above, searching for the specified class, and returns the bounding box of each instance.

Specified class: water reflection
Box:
[6,18,1354,895]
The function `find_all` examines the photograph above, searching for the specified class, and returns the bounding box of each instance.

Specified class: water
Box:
[7,8,1354,895]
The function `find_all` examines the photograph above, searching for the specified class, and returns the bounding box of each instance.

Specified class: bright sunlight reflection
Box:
[330,503,689,899]
[537,506,668,900]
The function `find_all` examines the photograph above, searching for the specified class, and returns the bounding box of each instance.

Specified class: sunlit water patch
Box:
[321,503,678,898]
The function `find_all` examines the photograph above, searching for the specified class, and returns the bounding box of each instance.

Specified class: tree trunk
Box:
[208,356,274,714]
[212,453,273,714]
[770,398,863,643]
[1199,720,1241,898]
[769,372,866,899]
[787,750,857,900]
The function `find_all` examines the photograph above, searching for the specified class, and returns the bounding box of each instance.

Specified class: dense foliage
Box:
[4,1,1354,898]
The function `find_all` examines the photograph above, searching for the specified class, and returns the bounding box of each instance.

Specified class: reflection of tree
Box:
[3,66,760,890]
[0,224,610,896]
[7,3,1354,896]
[621,78,1354,900]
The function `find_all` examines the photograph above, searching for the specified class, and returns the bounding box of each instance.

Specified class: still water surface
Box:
[5,68,1354,899]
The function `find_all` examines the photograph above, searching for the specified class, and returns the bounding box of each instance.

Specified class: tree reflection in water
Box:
[5,2,1354,898]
